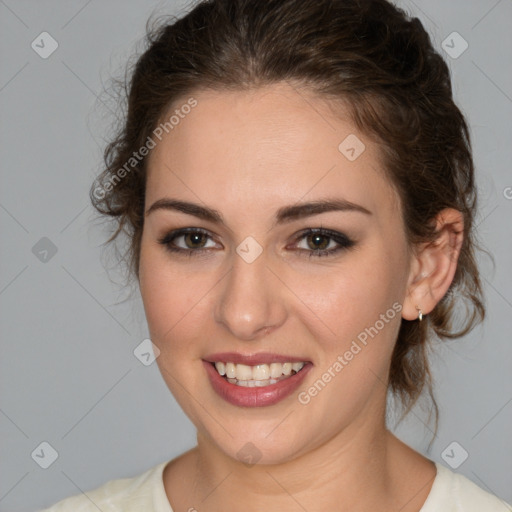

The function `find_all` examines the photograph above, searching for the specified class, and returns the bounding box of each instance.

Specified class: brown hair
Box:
[91,0,486,428]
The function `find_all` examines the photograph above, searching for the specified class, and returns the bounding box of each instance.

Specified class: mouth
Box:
[211,361,306,387]
[202,354,312,407]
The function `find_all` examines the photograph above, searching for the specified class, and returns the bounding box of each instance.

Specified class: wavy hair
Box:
[91,0,486,431]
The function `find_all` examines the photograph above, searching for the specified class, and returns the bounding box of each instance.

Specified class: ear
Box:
[402,208,464,321]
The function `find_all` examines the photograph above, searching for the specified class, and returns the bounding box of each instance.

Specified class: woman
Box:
[42,0,511,510]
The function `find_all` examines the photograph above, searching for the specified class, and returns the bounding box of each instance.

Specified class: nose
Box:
[214,248,287,341]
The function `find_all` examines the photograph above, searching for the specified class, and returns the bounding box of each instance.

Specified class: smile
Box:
[203,354,312,407]
[214,361,305,387]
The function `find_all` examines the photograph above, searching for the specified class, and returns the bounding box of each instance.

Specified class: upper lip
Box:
[203,352,311,365]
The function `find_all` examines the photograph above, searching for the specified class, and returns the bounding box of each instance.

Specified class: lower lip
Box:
[203,360,312,407]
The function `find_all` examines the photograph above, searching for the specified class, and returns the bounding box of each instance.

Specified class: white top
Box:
[40,461,511,511]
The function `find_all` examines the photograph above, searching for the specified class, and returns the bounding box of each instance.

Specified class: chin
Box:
[219,432,306,467]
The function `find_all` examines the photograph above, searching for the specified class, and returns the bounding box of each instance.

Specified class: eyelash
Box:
[157,227,355,259]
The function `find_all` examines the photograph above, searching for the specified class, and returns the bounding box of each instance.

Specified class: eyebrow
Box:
[145,197,372,226]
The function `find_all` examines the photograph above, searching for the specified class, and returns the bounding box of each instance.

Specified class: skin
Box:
[138,81,464,512]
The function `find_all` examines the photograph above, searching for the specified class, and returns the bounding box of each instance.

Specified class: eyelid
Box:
[158,227,221,251]
[158,226,355,258]
[291,227,352,243]
[288,227,355,256]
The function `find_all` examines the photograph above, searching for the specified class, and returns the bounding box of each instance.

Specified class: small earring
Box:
[415,306,423,321]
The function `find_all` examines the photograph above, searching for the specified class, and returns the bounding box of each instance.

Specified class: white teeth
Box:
[235,364,253,381]
[291,362,304,372]
[269,362,282,379]
[227,378,280,386]
[252,364,270,380]
[225,362,236,379]
[215,362,226,376]
[214,361,306,383]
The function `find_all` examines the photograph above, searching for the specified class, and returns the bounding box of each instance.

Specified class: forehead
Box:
[145,82,400,220]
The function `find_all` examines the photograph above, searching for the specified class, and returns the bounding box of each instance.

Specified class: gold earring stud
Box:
[415,306,423,321]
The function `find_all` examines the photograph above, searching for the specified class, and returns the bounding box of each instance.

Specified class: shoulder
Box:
[38,461,173,512]
[421,462,512,512]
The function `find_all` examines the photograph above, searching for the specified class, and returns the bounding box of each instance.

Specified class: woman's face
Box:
[139,82,414,464]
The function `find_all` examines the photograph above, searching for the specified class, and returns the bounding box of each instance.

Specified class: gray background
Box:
[0,0,511,510]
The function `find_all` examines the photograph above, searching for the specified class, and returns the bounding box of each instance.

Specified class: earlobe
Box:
[402,208,464,321]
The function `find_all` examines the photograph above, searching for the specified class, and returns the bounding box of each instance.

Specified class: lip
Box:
[203,359,313,408]
[203,352,311,365]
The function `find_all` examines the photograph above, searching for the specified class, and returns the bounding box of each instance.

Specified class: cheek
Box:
[287,257,404,423]
[287,248,404,344]
[139,243,184,345]
[138,245,224,429]
[283,250,407,421]
[138,243,216,359]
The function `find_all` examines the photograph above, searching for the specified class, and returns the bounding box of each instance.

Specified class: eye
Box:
[291,228,355,258]
[158,227,355,258]
[158,228,219,256]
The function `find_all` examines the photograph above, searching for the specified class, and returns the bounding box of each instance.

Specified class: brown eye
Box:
[305,233,331,251]
[158,228,218,256]
[293,228,355,258]
[183,232,208,249]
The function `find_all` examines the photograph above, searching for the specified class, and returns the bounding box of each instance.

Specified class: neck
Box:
[191,414,398,511]
[164,396,436,512]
